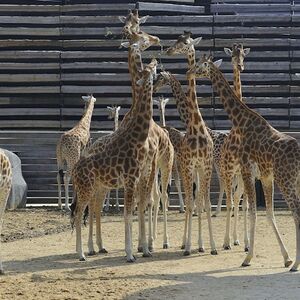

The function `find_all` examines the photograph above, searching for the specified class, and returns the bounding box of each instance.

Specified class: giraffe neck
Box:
[121,46,143,125]
[129,75,153,141]
[114,112,119,131]
[233,66,242,101]
[159,107,166,127]
[77,100,95,133]
[210,68,266,128]
[169,74,205,130]
[186,50,197,101]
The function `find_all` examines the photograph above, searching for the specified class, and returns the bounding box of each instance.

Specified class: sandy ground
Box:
[1,208,300,300]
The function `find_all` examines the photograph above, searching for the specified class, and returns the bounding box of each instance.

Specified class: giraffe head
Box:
[153,96,169,111]
[106,105,121,120]
[137,58,158,86]
[81,94,96,110]
[186,54,222,80]
[121,30,160,52]
[224,43,250,72]
[153,71,172,93]
[165,31,202,56]
[119,9,149,37]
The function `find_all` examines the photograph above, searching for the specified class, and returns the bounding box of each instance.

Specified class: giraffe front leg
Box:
[87,200,96,256]
[223,175,234,250]
[75,204,86,261]
[124,186,136,263]
[242,194,250,252]
[233,175,244,246]
[290,217,300,272]
[174,162,185,213]
[64,171,71,212]
[241,167,256,267]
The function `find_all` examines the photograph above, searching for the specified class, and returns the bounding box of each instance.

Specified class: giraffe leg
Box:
[115,189,120,212]
[138,200,151,257]
[152,171,160,243]
[233,175,244,246]
[174,162,185,213]
[74,201,87,261]
[148,199,154,252]
[242,194,250,252]
[104,191,111,212]
[212,170,224,217]
[0,189,8,274]
[87,200,96,256]
[290,217,300,272]
[223,173,234,250]
[124,185,136,262]
[260,175,292,268]
[57,170,63,210]
[63,172,71,212]
[241,167,256,267]
[95,190,108,253]
[181,166,194,255]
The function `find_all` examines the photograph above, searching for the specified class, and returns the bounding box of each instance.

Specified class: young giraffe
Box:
[0,150,12,275]
[71,58,158,262]
[220,43,252,250]
[153,96,185,213]
[154,70,217,255]
[166,31,228,217]
[56,95,96,211]
[187,55,299,271]
[103,105,121,212]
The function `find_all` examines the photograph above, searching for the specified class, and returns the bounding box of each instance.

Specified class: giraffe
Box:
[71,57,158,262]
[153,96,185,213]
[0,150,12,275]
[103,105,121,212]
[187,55,299,271]
[56,95,96,211]
[83,28,167,256]
[153,70,217,255]
[119,10,174,252]
[219,43,252,250]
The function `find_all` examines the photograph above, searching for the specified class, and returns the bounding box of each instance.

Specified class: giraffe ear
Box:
[117,106,121,111]
[139,15,149,24]
[106,106,113,111]
[224,48,232,56]
[213,59,223,68]
[118,16,127,23]
[120,42,130,48]
[81,95,89,101]
[163,98,170,104]
[244,48,251,56]
[192,37,202,46]
[153,99,159,106]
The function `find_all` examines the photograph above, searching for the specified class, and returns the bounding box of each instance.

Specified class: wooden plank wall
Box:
[0,0,299,208]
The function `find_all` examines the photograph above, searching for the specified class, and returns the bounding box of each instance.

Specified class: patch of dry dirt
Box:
[1,209,299,300]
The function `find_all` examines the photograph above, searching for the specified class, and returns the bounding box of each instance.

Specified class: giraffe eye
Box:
[203,62,208,67]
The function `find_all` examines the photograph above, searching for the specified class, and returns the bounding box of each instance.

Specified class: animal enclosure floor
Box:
[1,209,299,300]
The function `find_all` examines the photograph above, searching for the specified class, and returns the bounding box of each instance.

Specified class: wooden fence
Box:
[0,0,299,207]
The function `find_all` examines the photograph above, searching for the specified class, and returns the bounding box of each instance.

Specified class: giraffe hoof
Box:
[192,213,198,217]
[79,257,86,262]
[137,246,143,253]
[241,262,250,267]
[0,270,5,275]
[99,248,108,254]
[127,256,136,263]
[181,245,185,250]
[198,247,205,253]
[183,250,191,256]
[223,245,231,250]
[211,214,217,218]
[244,247,249,252]
[289,267,298,272]
[88,251,96,256]
[179,209,185,213]
[163,243,169,249]
[142,251,152,258]
[285,260,293,268]
[234,240,240,246]
[148,246,154,252]
[211,249,218,255]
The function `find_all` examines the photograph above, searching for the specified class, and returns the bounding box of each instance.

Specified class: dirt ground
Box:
[1,208,300,300]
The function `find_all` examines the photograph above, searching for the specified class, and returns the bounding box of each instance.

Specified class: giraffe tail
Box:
[58,169,64,184]
[70,191,77,230]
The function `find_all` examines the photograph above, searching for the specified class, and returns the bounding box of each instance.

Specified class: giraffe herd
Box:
[0,8,299,275]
